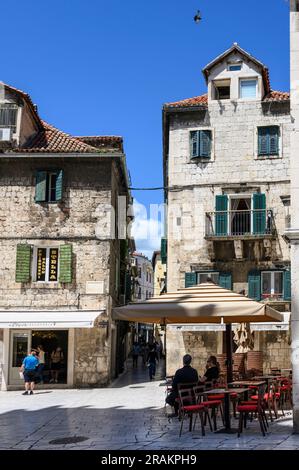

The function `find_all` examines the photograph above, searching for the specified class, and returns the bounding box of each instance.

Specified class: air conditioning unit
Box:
[0,128,12,142]
[131,258,137,267]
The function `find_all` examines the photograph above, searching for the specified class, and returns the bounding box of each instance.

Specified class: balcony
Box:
[205,209,276,240]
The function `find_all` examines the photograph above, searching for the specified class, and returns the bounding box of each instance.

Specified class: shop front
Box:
[0,310,103,390]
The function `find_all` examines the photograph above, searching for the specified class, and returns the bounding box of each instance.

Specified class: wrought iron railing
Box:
[205,209,275,237]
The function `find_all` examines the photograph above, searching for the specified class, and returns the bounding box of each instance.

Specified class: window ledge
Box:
[30,282,61,289]
[188,158,213,164]
[255,155,282,160]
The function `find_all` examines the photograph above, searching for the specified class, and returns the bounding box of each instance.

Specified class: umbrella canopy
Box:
[113,282,283,325]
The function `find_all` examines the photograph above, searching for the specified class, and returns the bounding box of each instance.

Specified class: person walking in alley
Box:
[132,342,140,368]
[147,344,159,380]
[165,354,199,416]
[20,350,39,395]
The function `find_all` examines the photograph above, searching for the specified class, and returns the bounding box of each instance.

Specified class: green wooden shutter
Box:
[55,170,64,201]
[284,270,291,301]
[185,272,197,288]
[161,238,167,264]
[269,126,279,155]
[258,127,269,156]
[190,131,200,158]
[199,130,211,158]
[15,244,31,283]
[215,195,228,236]
[253,193,266,234]
[59,244,73,283]
[35,171,47,202]
[219,272,232,290]
[248,271,261,301]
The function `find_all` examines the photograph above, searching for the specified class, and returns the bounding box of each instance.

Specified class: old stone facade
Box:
[163,44,292,375]
[0,82,132,389]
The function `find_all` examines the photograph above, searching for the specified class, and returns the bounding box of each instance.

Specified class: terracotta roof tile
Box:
[17,121,98,153]
[164,94,208,109]
[263,90,290,102]
[164,90,289,110]
[76,135,123,152]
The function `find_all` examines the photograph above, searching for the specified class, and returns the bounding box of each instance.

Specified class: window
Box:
[213,80,231,100]
[138,287,141,299]
[138,267,142,278]
[197,272,219,284]
[258,126,279,156]
[240,79,257,99]
[261,271,283,300]
[35,170,64,203]
[228,63,242,71]
[190,130,212,159]
[35,247,59,282]
[0,105,18,132]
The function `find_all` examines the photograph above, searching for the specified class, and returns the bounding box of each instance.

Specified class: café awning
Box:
[113,283,283,324]
[0,310,105,329]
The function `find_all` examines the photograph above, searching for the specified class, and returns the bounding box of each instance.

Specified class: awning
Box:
[0,310,105,329]
[113,283,284,324]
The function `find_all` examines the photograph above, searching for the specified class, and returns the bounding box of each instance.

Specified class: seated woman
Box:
[199,356,220,383]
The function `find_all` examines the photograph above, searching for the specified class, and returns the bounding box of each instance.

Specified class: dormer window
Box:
[213,80,231,100]
[228,62,242,71]
[0,104,18,132]
[240,78,257,99]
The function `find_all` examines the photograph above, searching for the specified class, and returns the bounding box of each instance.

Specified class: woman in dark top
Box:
[200,355,220,383]
[147,345,159,380]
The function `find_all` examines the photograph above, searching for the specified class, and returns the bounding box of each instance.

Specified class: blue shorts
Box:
[24,370,36,383]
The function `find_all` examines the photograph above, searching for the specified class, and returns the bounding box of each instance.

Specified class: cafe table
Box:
[203,388,250,433]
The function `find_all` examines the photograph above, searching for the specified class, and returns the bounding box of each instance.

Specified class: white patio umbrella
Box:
[113,282,283,382]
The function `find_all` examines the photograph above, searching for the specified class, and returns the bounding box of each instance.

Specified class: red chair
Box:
[193,385,224,431]
[178,388,206,437]
[237,384,267,437]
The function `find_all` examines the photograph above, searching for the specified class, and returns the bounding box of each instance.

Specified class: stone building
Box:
[152,250,166,297]
[131,252,154,342]
[0,82,132,389]
[163,44,292,376]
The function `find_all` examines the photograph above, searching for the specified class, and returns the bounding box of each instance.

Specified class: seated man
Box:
[165,354,199,416]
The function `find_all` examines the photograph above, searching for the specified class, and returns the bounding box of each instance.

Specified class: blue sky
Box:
[1,0,290,256]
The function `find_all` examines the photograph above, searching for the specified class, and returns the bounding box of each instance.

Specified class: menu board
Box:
[49,248,58,282]
[36,248,47,281]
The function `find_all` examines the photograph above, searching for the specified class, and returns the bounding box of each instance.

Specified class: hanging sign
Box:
[36,248,47,281]
[49,248,58,282]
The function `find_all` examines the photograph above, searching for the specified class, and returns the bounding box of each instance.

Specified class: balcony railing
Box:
[205,209,275,238]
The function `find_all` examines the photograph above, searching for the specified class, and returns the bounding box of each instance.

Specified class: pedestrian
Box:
[36,345,45,384]
[50,347,64,383]
[199,355,220,383]
[147,344,159,380]
[20,350,39,395]
[165,354,199,416]
[131,342,140,368]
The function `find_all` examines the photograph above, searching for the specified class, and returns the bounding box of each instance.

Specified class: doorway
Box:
[230,197,251,235]
[31,330,68,384]
[9,331,31,385]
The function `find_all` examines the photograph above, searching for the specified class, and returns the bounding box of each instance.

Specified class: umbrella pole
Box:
[225,323,233,384]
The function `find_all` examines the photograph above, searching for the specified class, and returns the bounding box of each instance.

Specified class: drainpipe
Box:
[286,0,299,433]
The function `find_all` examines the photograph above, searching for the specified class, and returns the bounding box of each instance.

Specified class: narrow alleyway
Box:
[0,360,298,450]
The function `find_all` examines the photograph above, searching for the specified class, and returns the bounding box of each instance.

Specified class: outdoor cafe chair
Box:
[236,384,268,437]
[176,382,198,420]
[178,388,206,437]
[193,385,224,431]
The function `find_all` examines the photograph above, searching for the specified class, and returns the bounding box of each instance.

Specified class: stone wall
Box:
[260,331,292,373]
[0,156,127,386]
[166,101,291,291]
[166,328,218,377]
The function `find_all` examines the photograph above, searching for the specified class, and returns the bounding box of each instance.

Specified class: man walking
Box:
[20,350,39,395]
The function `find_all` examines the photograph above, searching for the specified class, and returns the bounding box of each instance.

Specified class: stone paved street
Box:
[0,361,298,450]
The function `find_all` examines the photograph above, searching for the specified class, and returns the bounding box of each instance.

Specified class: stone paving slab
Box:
[0,363,298,450]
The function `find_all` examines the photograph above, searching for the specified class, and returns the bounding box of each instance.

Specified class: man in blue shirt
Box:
[20,350,39,395]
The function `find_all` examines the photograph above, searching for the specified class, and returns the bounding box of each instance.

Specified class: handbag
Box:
[19,371,24,380]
